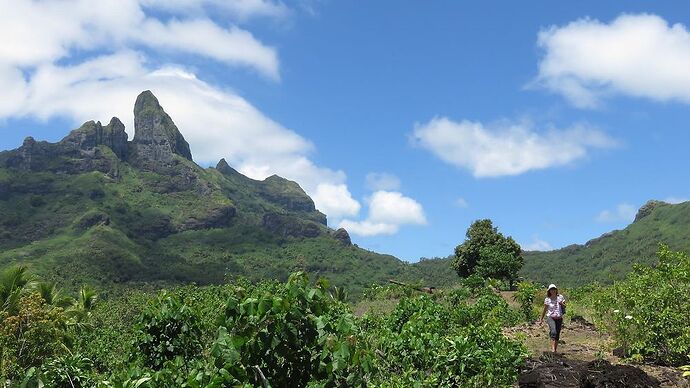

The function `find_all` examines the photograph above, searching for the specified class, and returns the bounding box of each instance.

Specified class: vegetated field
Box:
[2,270,528,387]
[3,245,689,387]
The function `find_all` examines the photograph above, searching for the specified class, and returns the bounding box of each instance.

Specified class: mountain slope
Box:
[0,91,449,297]
[521,200,690,286]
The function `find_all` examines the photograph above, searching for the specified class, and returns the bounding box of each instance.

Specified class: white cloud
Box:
[338,220,398,237]
[140,0,289,20]
[411,117,616,177]
[311,184,361,219]
[522,237,552,251]
[339,191,427,237]
[596,203,637,223]
[664,197,689,204]
[454,197,469,208]
[0,0,360,221]
[0,0,278,78]
[535,14,690,108]
[365,172,401,191]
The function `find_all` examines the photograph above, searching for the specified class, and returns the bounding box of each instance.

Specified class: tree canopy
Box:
[452,219,523,287]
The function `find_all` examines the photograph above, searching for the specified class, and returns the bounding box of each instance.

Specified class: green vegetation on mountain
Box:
[522,200,690,287]
[0,91,453,299]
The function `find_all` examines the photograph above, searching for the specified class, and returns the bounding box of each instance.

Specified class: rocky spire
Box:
[132,90,193,164]
[103,117,128,159]
[59,118,128,159]
[215,158,246,178]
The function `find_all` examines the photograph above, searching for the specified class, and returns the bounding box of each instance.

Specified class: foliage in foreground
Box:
[4,270,527,387]
[0,265,96,383]
[588,245,690,366]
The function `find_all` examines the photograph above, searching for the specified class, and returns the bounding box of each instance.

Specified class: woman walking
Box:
[539,284,566,353]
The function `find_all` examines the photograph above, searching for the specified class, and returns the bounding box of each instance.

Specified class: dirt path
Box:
[503,317,687,387]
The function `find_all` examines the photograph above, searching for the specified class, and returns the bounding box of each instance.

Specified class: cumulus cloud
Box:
[535,14,690,107]
[596,203,637,223]
[521,237,552,251]
[339,191,427,237]
[365,172,401,191]
[0,0,360,220]
[411,117,616,177]
[311,184,361,219]
[0,0,279,78]
[338,220,398,237]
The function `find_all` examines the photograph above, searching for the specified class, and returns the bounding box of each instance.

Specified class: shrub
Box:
[133,291,203,369]
[0,293,69,380]
[213,272,372,387]
[513,281,541,322]
[591,245,690,365]
[367,295,527,386]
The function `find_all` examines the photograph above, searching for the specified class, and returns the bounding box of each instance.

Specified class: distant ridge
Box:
[522,200,690,286]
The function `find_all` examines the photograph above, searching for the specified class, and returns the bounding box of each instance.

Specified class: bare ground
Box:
[503,317,688,387]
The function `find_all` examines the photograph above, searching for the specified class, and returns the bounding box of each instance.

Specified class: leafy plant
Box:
[133,291,203,370]
[0,293,69,380]
[513,281,541,322]
[590,245,690,365]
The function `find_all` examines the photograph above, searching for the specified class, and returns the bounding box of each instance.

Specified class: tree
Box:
[451,219,523,288]
[0,265,33,315]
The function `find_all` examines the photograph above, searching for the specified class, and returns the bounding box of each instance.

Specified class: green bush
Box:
[133,291,203,369]
[0,293,70,380]
[513,281,541,322]
[366,295,526,386]
[22,353,95,388]
[590,245,690,365]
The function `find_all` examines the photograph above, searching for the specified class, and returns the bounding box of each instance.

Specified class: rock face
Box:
[262,213,322,238]
[178,205,237,231]
[333,228,352,246]
[215,158,244,178]
[132,90,193,168]
[259,175,319,213]
[634,200,668,222]
[15,137,38,170]
[215,158,328,225]
[59,118,128,159]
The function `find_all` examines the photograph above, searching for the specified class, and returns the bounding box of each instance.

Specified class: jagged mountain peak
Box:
[215,158,243,177]
[633,200,669,222]
[133,90,193,163]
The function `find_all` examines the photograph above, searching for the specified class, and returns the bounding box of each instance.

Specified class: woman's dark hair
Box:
[547,288,557,298]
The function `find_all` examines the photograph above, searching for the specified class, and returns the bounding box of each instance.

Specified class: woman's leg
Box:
[554,318,563,352]
[546,317,558,352]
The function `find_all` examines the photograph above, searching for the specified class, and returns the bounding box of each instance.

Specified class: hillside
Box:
[0,91,452,297]
[521,200,690,286]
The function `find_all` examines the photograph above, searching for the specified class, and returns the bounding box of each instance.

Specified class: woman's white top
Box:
[544,294,565,319]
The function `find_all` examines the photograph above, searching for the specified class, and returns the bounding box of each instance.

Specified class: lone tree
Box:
[451,219,523,288]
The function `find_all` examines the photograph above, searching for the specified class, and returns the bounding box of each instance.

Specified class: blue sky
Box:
[2,1,690,261]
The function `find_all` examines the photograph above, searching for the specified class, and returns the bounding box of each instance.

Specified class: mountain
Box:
[521,200,690,287]
[0,91,451,297]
